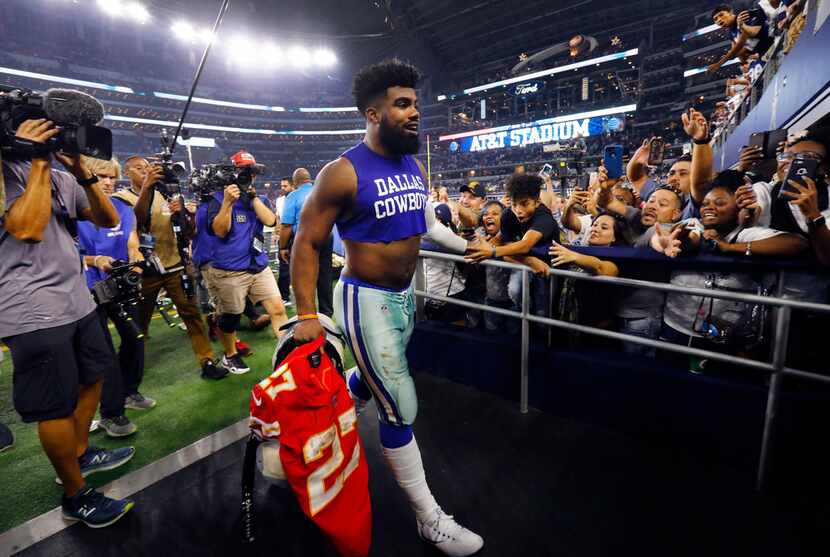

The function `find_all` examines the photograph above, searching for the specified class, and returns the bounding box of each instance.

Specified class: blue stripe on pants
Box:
[340,282,403,425]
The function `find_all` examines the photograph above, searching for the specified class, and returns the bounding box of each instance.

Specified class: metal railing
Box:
[413,249,830,491]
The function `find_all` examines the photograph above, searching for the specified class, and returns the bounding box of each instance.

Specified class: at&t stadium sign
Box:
[440,104,635,154]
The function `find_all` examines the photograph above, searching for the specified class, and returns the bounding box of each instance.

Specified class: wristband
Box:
[491,247,497,258]
[692,136,710,145]
[76,174,98,188]
[297,314,318,321]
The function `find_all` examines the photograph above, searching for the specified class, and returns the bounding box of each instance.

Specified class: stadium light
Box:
[313,49,337,68]
[97,0,149,23]
[288,46,312,68]
[172,21,196,42]
[263,43,283,66]
[172,21,213,44]
[227,37,259,64]
[97,0,120,16]
[126,2,150,24]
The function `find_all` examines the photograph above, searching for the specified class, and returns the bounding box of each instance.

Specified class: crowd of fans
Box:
[421,103,830,375]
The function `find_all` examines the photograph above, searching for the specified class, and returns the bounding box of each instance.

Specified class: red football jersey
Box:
[250,336,372,557]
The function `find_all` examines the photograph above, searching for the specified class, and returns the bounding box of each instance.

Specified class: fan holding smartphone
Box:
[756,130,830,266]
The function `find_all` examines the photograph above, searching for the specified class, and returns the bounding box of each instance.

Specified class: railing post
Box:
[414,256,426,323]
[521,269,530,414]
[757,271,792,492]
[547,272,556,348]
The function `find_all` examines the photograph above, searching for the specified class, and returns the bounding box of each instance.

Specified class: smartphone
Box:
[603,145,624,179]
[647,137,665,167]
[577,173,590,190]
[539,163,553,178]
[766,129,788,159]
[583,171,598,190]
[779,157,819,199]
[750,130,789,160]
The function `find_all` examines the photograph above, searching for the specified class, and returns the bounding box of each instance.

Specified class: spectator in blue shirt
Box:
[709,4,774,74]
[77,157,151,439]
[278,167,334,316]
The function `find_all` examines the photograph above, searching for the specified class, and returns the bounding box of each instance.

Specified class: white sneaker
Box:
[222,354,250,375]
[346,367,370,417]
[417,507,484,557]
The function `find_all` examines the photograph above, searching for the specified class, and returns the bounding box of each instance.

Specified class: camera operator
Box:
[204,151,288,374]
[77,156,153,439]
[115,156,223,379]
[0,119,136,527]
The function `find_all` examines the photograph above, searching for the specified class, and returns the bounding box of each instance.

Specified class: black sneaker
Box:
[62,486,134,528]
[100,415,137,438]
[222,353,251,375]
[0,422,14,453]
[124,392,157,410]
[56,446,136,485]
[201,359,229,380]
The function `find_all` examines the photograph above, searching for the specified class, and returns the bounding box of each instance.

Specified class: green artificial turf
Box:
[0,302,354,533]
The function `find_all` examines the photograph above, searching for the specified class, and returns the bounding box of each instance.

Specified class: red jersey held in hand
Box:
[249,335,372,557]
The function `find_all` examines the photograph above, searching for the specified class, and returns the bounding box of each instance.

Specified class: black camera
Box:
[190,163,265,200]
[0,87,112,160]
[91,260,150,340]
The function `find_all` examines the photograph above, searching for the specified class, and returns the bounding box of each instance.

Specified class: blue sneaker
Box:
[62,486,134,528]
[55,446,136,485]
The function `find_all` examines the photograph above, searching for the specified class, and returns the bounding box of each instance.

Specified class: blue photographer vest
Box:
[207,192,271,272]
[77,198,135,289]
[337,142,428,243]
[192,202,215,269]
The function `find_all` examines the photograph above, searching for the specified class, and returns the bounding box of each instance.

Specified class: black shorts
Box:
[3,310,115,423]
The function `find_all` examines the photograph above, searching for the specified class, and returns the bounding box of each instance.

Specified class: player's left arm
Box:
[414,159,483,254]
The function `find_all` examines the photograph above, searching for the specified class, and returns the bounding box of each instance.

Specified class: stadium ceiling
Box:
[389,0,714,78]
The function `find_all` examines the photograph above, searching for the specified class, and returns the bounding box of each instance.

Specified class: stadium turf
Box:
[0,303,354,533]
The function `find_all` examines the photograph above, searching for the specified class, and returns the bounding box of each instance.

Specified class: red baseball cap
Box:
[231,150,257,167]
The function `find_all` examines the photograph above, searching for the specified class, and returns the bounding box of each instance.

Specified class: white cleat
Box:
[417,507,484,557]
[346,367,370,417]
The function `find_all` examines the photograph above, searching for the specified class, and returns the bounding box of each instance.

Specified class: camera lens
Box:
[123,271,142,287]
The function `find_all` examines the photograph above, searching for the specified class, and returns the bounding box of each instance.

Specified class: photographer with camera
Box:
[204,151,288,374]
[1,118,136,527]
[115,156,223,379]
[77,156,154,438]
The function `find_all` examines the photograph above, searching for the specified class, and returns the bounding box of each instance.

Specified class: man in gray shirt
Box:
[0,118,136,528]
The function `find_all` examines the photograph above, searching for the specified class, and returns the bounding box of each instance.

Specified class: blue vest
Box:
[192,202,215,269]
[78,198,135,289]
[208,192,270,272]
[337,142,428,243]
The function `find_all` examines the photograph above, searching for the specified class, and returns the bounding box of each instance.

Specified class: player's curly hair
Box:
[506,173,543,201]
[352,58,422,115]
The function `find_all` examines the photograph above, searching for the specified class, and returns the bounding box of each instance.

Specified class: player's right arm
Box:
[292,158,357,343]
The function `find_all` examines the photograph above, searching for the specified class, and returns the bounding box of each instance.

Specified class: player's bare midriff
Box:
[341,236,422,290]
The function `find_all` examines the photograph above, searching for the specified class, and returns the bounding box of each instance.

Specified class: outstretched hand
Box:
[682,108,709,142]
[464,236,494,263]
[650,224,683,258]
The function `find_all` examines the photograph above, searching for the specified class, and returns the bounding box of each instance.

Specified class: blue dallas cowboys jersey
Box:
[337,142,428,244]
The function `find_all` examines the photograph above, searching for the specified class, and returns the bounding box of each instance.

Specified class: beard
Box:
[379,114,420,155]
